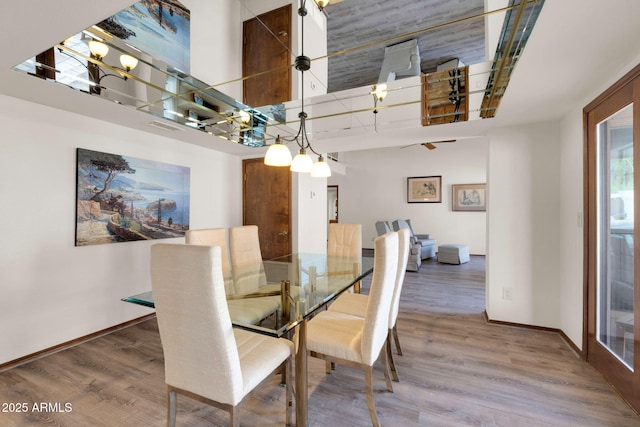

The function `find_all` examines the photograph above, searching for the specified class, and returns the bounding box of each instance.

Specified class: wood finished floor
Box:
[1,256,639,426]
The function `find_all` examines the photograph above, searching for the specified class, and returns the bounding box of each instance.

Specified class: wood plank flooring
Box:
[1,256,639,426]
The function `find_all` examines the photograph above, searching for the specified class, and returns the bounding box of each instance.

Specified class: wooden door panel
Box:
[243,5,291,107]
[243,158,291,259]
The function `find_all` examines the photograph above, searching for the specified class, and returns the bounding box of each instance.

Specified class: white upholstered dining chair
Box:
[327,228,411,382]
[186,228,279,325]
[185,228,232,290]
[327,223,363,291]
[228,225,269,293]
[306,231,399,427]
[150,243,293,427]
[327,222,362,258]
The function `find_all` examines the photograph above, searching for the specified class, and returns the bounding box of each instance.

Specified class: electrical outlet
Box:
[503,287,513,300]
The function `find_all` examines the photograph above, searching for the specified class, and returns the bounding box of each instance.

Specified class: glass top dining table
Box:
[122,252,374,427]
[123,252,374,336]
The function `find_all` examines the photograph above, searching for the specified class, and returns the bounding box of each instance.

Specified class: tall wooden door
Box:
[243,5,291,107]
[585,64,640,412]
[243,158,291,259]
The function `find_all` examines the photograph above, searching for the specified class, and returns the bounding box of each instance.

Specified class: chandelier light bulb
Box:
[264,136,293,167]
[119,54,138,71]
[310,155,331,177]
[88,40,109,59]
[290,149,313,173]
[238,110,251,125]
[315,0,330,11]
[373,83,387,102]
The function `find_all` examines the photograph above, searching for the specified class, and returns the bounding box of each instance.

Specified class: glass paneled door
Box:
[585,67,640,412]
[597,104,634,368]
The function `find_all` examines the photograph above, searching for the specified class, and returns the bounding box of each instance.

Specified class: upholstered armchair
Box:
[376,220,422,272]
[375,220,392,237]
[392,219,436,260]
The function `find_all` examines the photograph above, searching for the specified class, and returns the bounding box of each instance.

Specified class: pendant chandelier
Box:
[264,0,331,177]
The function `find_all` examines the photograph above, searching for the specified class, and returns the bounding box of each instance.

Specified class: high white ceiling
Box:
[2,0,640,157]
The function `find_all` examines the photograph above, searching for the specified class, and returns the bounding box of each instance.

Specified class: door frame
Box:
[583,62,640,412]
[327,185,338,223]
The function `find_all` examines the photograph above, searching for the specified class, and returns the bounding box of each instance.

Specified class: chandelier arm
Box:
[57,48,90,71]
[299,115,320,156]
[280,122,305,149]
[98,71,128,83]
[306,142,321,156]
[58,48,129,85]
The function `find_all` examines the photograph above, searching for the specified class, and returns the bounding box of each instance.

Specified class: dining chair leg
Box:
[167,389,177,427]
[379,345,394,393]
[364,366,381,427]
[325,360,332,374]
[278,360,287,386]
[386,336,399,382]
[285,356,293,426]
[230,406,239,427]
[392,325,403,356]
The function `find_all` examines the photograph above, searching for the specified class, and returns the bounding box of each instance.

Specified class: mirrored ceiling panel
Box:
[15,23,276,147]
[13,0,544,150]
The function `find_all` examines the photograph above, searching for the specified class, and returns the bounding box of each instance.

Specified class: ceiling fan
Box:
[401,139,456,150]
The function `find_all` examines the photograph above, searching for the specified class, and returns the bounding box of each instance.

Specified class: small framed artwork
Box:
[407,176,442,203]
[452,183,486,211]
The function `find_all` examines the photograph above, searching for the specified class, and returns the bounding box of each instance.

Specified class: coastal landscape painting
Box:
[75,148,190,246]
[97,0,190,73]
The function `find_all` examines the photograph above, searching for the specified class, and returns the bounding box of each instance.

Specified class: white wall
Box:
[328,138,488,253]
[188,0,244,100]
[293,174,328,253]
[0,94,242,365]
[558,109,586,347]
[486,121,561,328]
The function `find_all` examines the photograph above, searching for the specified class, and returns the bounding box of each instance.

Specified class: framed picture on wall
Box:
[407,176,442,203]
[75,148,191,246]
[452,183,486,211]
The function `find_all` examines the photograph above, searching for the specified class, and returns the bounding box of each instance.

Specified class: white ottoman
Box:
[437,244,470,265]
